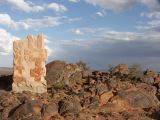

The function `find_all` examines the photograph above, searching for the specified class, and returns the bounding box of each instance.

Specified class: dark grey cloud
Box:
[48,35,160,71]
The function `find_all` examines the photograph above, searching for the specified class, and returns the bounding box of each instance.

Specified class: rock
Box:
[0,95,21,120]
[142,69,158,85]
[144,69,158,78]
[99,91,114,105]
[112,64,129,75]
[114,81,134,91]
[89,97,99,108]
[82,71,92,78]
[0,90,11,100]
[12,34,47,93]
[42,103,59,120]
[68,71,83,85]
[30,100,43,116]
[9,102,37,120]
[107,78,118,89]
[154,75,160,84]
[81,96,91,108]
[118,87,159,108]
[142,76,155,85]
[100,98,131,113]
[77,109,99,120]
[136,83,157,95]
[46,60,83,87]
[0,105,3,111]
[2,52,160,120]
[100,86,160,113]
[146,106,160,120]
[78,91,91,100]
[96,82,109,95]
[58,96,82,116]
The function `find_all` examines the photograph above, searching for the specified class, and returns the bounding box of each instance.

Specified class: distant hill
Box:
[0,67,13,76]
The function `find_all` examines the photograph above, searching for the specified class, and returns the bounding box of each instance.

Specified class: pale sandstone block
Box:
[12,34,47,93]
[37,34,44,48]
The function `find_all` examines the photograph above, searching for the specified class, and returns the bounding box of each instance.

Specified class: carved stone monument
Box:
[12,34,47,93]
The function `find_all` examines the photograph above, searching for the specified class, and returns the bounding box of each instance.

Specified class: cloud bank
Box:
[0,28,19,55]
[49,28,160,70]
[0,0,67,13]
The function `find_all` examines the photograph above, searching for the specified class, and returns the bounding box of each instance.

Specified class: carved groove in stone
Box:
[12,34,47,93]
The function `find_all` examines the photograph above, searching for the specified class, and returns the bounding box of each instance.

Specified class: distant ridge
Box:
[0,67,13,76]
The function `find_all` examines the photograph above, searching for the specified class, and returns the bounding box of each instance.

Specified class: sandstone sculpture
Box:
[12,34,47,93]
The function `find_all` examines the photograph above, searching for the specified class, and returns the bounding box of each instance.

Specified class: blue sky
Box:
[0,0,160,70]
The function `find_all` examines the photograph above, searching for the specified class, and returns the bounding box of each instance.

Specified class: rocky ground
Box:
[0,60,160,120]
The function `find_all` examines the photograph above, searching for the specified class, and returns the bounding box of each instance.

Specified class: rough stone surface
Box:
[110,87,160,111]
[99,91,113,105]
[42,103,58,119]
[12,34,47,93]
[1,60,160,120]
[46,60,83,87]
[113,64,129,75]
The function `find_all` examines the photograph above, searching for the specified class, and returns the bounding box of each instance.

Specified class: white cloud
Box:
[0,13,63,30]
[68,0,80,3]
[95,12,104,17]
[0,28,19,55]
[84,0,160,12]
[139,11,160,32]
[70,27,108,36]
[70,27,160,42]
[137,20,160,31]
[0,13,29,30]
[0,0,67,13]
[0,13,12,26]
[141,11,160,19]
[84,0,137,12]
[47,3,67,12]
[68,17,82,22]
[22,16,61,29]
[71,29,84,35]
[1,0,44,13]
[70,28,95,35]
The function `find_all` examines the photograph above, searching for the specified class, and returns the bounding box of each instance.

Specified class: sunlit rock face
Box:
[12,34,47,93]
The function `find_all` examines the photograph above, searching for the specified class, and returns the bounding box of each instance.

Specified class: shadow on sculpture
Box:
[0,75,13,91]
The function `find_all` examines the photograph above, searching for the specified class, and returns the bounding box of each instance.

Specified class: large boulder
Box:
[46,60,83,87]
[143,69,158,78]
[58,96,82,116]
[142,69,158,85]
[101,87,159,112]
[118,88,159,108]
[0,92,21,120]
[9,97,44,120]
[42,102,59,120]
[8,102,37,120]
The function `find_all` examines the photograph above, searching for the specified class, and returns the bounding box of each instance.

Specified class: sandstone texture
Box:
[12,34,47,93]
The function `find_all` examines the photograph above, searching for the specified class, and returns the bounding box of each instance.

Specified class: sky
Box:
[0,0,160,70]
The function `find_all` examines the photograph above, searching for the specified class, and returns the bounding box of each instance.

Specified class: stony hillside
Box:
[0,61,160,120]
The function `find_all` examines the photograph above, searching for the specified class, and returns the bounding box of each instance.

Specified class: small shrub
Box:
[128,64,143,83]
[54,82,65,89]
[108,64,114,73]
[76,60,90,71]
